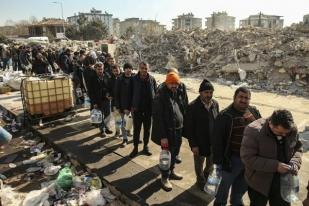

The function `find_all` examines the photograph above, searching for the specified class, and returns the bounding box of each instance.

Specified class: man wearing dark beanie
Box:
[184,79,219,190]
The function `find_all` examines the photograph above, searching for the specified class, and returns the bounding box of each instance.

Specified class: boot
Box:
[120,139,128,148]
[161,177,172,191]
[169,170,183,180]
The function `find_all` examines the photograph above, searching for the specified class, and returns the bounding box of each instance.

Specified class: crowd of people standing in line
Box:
[1,43,308,206]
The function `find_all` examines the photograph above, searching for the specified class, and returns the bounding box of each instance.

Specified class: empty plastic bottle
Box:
[159,150,171,171]
[204,165,222,196]
[280,172,299,203]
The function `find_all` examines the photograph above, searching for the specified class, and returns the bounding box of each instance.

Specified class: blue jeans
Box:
[214,154,247,206]
[161,128,182,179]
[120,113,127,140]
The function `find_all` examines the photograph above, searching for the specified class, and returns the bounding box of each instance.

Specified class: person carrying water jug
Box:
[241,109,302,206]
[151,71,188,191]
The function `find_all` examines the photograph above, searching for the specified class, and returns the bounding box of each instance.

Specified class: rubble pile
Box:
[116,27,309,96]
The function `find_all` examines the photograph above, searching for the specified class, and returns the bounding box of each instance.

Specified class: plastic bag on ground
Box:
[84,189,106,206]
[0,180,25,206]
[22,189,49,206]
[56,167,73,191]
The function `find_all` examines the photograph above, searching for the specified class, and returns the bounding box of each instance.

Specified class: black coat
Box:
[89,74,110,107]
[151,84,188,147]
[114,73,133,111]
[131,73,157,111]
[212,104,262,171]
[184,97,219,157]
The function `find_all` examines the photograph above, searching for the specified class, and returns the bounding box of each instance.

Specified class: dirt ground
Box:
[152,72,309,205]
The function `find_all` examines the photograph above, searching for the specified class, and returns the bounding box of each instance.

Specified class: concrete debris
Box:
[116,27,309,96]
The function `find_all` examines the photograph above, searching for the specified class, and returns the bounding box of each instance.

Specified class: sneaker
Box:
[169,171,183,180]
[175,155,182,164]
[161,178,172,191]
[105,128,113,134]
[129,147,138,158]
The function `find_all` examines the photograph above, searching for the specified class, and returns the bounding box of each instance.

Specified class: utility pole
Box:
[52,1,65,35]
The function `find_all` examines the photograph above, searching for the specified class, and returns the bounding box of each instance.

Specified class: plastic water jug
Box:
[84,94,91,108]
[0,126,12,146]
[90,109,102,124]
[204,165,222,196]
[280,173,299,203]
[159,150,171,171]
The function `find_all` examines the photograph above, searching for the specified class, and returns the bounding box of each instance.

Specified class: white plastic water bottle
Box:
[204,165,222,196]
[159,150,171,171]
[280,173,299,203]
[90,109,102,124]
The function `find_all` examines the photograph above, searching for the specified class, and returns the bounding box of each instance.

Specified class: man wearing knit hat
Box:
[157,68,189,164]
[184,79,219,190]
[151,71,188,191]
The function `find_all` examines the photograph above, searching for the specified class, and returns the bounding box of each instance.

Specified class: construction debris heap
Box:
[116,26,309,96]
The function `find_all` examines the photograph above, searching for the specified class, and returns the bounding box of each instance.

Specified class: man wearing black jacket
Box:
[184,79,219,190]
[89,62,113,137]
[114,63,134,145]
[151,72,187,191]
[129,62,157,158]
[212,87,262,206]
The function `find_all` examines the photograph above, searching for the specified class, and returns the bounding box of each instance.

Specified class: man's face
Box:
[96,66,104,76]
[200,90,213,103]
[139,64,148,77]
[124,68,132,76]
[108,58,115,65]
[112,67,120,76]
[269,122,291,137]
[233,91,251,111]
[166,83,179,93]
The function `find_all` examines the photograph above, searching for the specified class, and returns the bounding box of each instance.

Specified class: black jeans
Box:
[248,174,290,206]
[99,100,111,132]
[132,110,152,147]
[161,128,182,179]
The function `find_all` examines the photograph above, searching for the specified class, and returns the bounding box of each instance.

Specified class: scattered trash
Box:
[8,163,17,168]
[44,165,61,176]
[84,189,106,206]
[26,166,42,173]
[30,142,45,154]
[56,167,73,191]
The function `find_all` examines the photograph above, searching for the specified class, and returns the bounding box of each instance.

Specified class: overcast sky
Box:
[0,0,308,29]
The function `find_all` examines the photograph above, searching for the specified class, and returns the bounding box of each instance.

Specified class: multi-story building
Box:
[172,13,202,30]
[67,8,113,35]
[205,12,235,31]
[240,12,284,29]
[119,18,165,36]
[113,18,120,37]
[304,14,309,25]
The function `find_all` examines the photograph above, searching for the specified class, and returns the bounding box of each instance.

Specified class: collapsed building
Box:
[116,26,309,96]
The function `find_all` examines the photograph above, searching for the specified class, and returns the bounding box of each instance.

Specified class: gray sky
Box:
[0,0,308,29]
